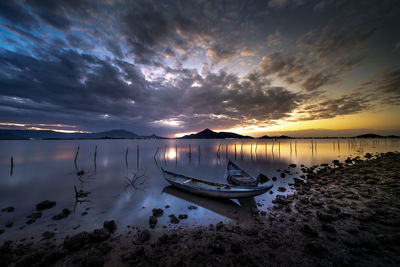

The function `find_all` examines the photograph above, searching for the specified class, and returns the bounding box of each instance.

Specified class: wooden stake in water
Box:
[125,147,129,168]
[136,144,139,170]
[234,144,237,160]
[94,145,97,174]
[74,146,80,169]
[10,156,13,176]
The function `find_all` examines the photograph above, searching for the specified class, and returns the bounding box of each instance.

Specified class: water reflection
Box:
[162,186,256,224]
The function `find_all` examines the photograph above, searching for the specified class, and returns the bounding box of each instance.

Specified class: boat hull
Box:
[227,160,258,187]
[162,168,272,199]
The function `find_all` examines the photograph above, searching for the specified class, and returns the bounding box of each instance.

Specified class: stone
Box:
[272,177,277,181]
[208,239,225,254]
[165,205,170,208]
[278,187,286,192]
[152,208,164,217]
[31,212,42,219]
[158,233,179,245]
[42,231,55,239]
[36,200,56,211]
[149,216,157,229]
[138,229,151,243]
[280,173,286,178]
[178,214,188,219]
[90,228,110,242]
[299,224,318,237]
[231,242,242,254]
[63,232,90,251]
[289,164,297,168]
[103,220,116,232]
[169,214,180,224]
[1,206,14,212]
[188,205,198,210]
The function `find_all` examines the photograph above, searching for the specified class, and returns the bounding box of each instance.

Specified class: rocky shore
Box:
[1,152,399,266]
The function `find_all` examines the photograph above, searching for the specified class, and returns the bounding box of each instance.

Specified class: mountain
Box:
[259,135,291,139]
[90,130,140,139]
[180,128,253,139]
[355,134,384,138]
[0,129,164,140]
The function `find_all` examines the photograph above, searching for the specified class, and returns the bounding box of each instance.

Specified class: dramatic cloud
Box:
[0,0,399,135]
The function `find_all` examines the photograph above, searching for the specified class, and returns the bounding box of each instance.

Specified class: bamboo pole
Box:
[74,146,80,169]
[10,157,13,176]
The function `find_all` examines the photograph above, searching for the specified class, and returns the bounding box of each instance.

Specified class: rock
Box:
[278,187,286,192]
[178,214,188,219]
[208,239,225,254]
[52,209,71,220]
[273,195,288,205]
[304,241,327,255]
[79,248,104,267]
[188,205,198,210]
[149,216,157,229]
[231,242,242,254]
[158,233,179,245]
[169,214,180,224]
[81,212,88,216]
[1,206,14,212]
[36,200,56,211]
[365,153,373,159]
[31,212,42,219]
[26,218,35,224]
[299,224,318,237]
[165,205,170,208]
[243,228,258,236]
[5,221,13,228]
[321,224,336,233]
[138,229,151,243]
[289,164,297,168]
[42,231,55,239]
[332,160,340,166]
[63,232,90,251]
[272,177,277,181]
[316,211,336,223]
[257,173,270,183]
[90,228,110,242]
[103,220,116,232]
[216,221,224,231]
[280,173,286,178]
[0,229,4,235]
[152,208,164,217]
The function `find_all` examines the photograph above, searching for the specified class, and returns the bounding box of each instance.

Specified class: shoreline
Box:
[1,152,399,266]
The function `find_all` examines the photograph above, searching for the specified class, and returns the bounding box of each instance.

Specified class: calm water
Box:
[0,138,399,241]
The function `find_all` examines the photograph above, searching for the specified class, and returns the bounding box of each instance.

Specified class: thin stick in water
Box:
[74,146,80,169]
[10,156,13,176]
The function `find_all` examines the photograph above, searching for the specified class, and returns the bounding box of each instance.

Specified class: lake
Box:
[0,138,399,241]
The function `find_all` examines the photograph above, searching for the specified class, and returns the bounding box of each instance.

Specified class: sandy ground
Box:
[1,152,399,266]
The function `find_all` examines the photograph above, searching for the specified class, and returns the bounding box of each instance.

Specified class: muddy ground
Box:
[1,152,399,266]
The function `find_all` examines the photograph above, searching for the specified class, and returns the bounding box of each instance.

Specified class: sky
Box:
[0,0,399,137]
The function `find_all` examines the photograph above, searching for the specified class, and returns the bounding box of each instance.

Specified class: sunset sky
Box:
[0,0,399,137]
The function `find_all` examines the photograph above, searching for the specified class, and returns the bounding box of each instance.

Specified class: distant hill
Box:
[258,135,291,139]
[0,129,165,140]
[355,134,384,138]
[180,128,253,139]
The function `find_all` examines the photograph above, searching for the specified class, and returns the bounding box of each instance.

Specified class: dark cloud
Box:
[296,93,373,121]
[0,48,303,135]
[0,0,38,30]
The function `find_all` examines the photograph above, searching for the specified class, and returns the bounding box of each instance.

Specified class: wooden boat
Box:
[227,160,258,187]
[161,168,272,199]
